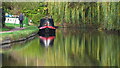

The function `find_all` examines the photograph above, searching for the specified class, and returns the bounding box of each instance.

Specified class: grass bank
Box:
[1,26,39,44]
[2,23,28,31]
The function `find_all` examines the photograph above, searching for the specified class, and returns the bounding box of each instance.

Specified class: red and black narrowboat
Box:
[38,17,57,33]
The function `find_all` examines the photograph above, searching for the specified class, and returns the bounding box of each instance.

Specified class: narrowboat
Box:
[38,17,57,33]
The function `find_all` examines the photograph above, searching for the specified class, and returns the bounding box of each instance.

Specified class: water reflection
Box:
[2,28,120,66]
[38,29,56,47]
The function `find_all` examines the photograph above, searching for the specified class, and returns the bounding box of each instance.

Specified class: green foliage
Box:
[47,2,120,30]
[3,2,48,25]
[2,2,120,30]
[2,28,10,31]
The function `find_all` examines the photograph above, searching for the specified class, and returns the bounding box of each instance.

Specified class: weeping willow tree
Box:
[47,2,120,30]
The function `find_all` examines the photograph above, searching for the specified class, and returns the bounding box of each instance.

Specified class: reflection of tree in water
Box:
[2,54,17,66]
[2,29,120,66]
[3,53,32,66]
[2,48,45,66]
[2,37,46,66]
[53,29,120,66]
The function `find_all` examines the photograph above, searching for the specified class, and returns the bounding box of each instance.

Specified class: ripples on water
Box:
[1,28,120,66]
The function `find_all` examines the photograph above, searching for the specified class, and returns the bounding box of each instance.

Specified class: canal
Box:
[1,28,120,66]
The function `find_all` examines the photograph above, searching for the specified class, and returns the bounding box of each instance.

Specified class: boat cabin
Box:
[38,17,55,29]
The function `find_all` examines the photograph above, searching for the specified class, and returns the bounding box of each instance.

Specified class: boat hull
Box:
[38,28,55,36]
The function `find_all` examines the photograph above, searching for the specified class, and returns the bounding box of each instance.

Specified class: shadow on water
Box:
[1,28,120,66]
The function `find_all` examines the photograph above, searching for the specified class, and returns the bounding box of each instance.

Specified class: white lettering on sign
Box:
[5,17,20,24]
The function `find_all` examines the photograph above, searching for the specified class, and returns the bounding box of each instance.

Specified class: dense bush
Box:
[2,2,48,25]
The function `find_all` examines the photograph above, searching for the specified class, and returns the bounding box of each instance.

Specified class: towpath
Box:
[0,27,26,33]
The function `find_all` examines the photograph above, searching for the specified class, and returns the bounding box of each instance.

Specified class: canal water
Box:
[1,28,120,66]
